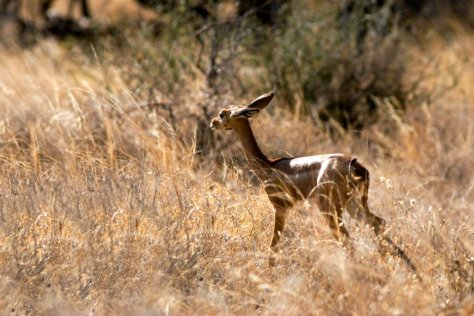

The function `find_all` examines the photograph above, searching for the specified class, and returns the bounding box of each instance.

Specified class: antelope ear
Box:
[247,91,275,110]
[230,107,260,118]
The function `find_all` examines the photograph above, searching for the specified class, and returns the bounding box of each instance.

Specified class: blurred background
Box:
[1,0,473,161]
[0,0,474,130]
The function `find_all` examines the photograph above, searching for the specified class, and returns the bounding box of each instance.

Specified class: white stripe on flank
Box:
[317,159,332,184]
[288,154,344,169]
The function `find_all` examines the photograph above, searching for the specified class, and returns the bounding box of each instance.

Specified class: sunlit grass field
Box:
[0,1,473,315]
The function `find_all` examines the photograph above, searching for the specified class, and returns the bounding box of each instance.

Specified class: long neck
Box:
[232,119,272,179]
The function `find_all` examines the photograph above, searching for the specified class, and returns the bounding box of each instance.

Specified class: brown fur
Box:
[210,92,412,269]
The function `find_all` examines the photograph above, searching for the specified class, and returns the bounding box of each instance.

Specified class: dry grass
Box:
[0,5,473,315]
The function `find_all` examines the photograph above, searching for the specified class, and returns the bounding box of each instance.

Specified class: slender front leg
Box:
[269,205,289,267]
[270,205,290,250]
[267,193,292,266]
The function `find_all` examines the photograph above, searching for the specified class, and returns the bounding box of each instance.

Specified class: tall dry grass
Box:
[0,7,473,316]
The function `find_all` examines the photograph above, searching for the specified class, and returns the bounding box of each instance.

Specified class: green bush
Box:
[254,0,407,130]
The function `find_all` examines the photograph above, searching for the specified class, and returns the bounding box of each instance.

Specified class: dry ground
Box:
[0,2,473,315]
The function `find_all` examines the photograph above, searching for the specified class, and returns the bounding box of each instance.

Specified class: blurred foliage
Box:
[252,0,407,130]
[88,0,467,136]
[2,0,471,132]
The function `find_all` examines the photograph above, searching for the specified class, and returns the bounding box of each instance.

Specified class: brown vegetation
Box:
[0,0,473,315]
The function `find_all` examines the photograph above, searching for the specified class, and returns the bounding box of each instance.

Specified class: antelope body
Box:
[210,92,386,260]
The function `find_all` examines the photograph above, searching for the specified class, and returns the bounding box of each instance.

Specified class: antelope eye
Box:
[219,113,224,119]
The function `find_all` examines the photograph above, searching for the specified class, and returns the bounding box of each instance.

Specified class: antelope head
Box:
[210,92,275,131]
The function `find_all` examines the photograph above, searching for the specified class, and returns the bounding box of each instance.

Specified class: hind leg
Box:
[347,181,386,236]
[316,187,350,244]
[361,194,386,235]
[347,184,419,276]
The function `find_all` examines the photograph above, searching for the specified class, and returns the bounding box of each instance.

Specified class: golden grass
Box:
[0,19,473,316]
